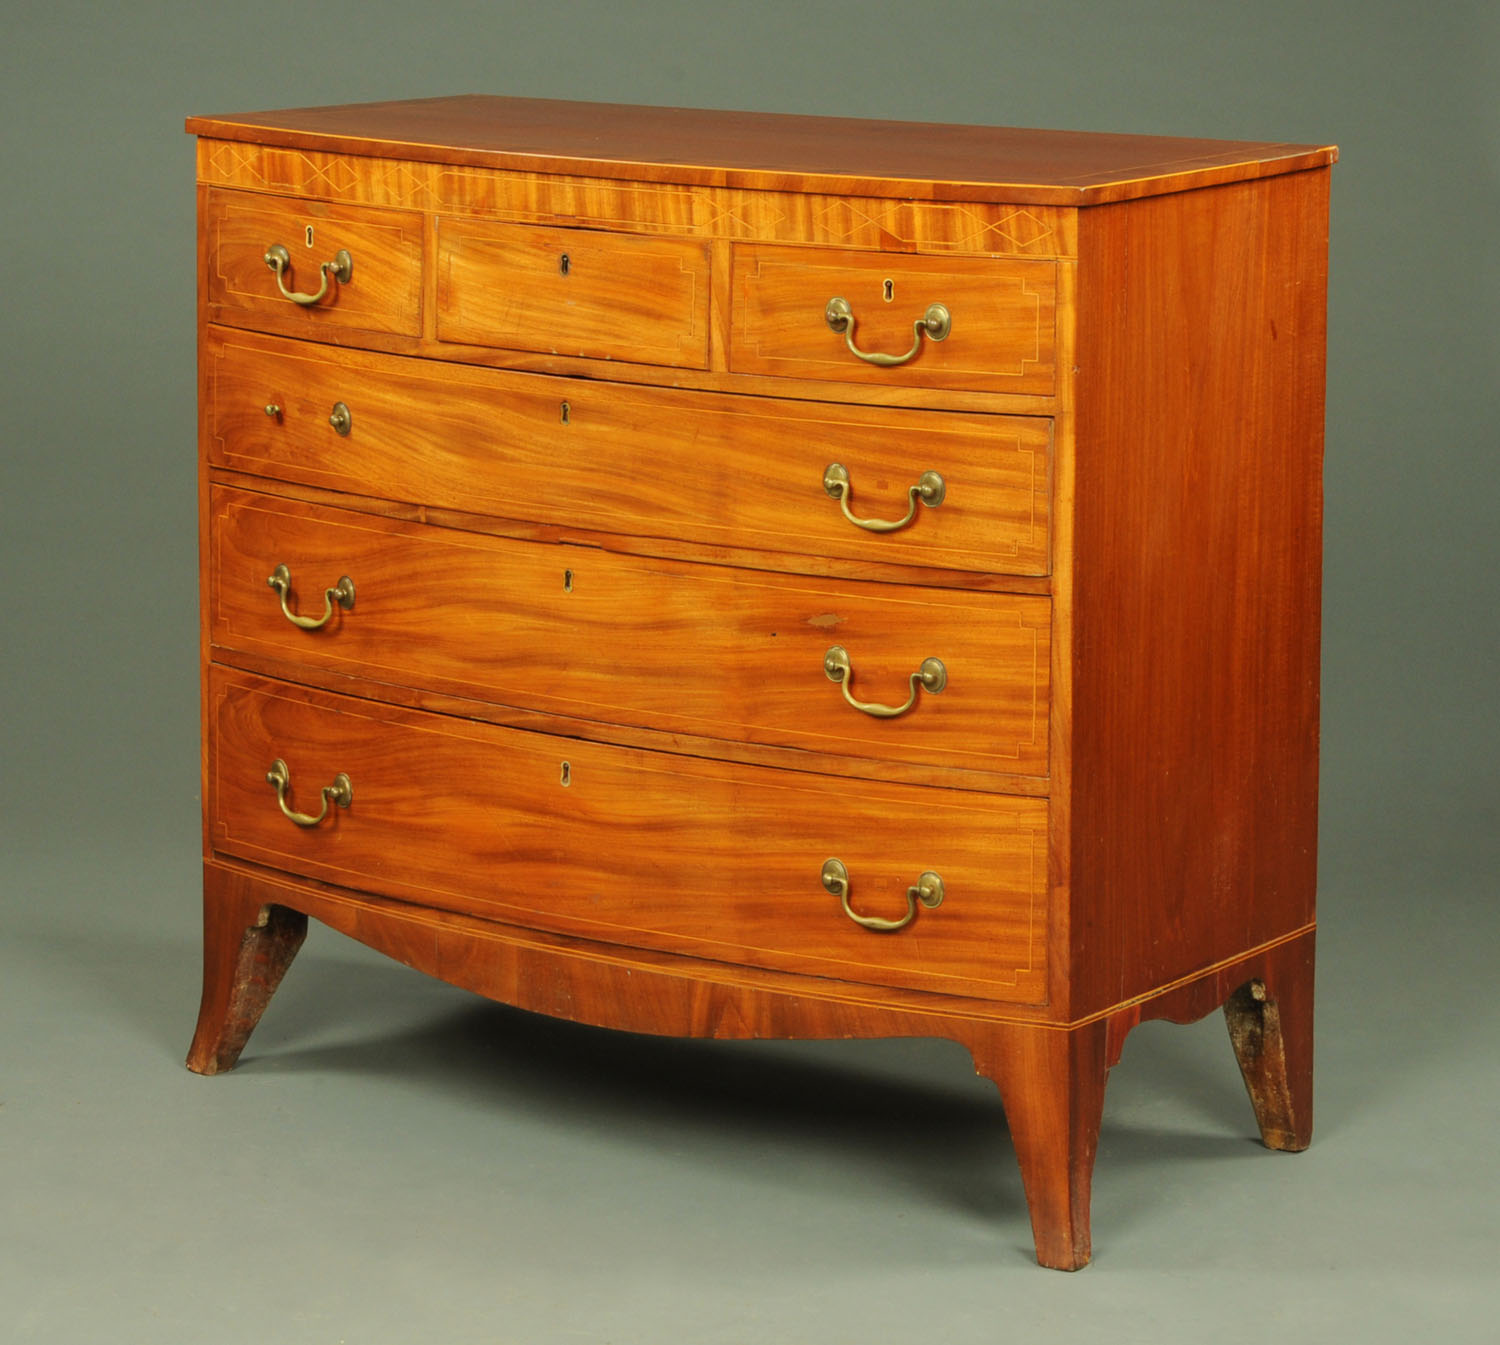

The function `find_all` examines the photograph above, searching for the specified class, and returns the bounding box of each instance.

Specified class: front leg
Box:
[186,865,307,1075]
[968,1020,1111,1270]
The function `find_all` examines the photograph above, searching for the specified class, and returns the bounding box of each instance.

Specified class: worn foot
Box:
[1223,939,1314,1150]
[186,869,307,1075]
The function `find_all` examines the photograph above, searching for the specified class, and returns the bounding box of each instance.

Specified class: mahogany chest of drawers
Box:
[184,97,1335,1269]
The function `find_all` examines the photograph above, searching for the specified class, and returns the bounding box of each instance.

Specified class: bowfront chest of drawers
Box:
[185,97,1335,1269]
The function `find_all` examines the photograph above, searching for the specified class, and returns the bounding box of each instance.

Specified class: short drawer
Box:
[203,189,423,337]
[436,218,711,368]
[731,245,1056,395]
[206,328,1052,578]
[209,668,1049,1003]
[210,486,1050,780]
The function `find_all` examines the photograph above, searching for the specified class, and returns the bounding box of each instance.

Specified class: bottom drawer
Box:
[208,668,1049,1003]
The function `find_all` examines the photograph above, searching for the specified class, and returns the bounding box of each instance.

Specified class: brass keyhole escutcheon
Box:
[559,253,570,275]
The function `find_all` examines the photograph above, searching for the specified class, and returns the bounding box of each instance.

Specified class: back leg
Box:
[1223,937,1314,1151]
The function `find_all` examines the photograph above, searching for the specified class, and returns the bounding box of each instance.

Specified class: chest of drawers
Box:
[184,97,1334,1270]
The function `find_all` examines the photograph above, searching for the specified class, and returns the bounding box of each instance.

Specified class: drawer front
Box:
[211,487,1050,778]
[436,218,711,368]
[207,328,1052,577]
[209,669,1049,1003]
[731,245,1056,395]
[204,189,423,337]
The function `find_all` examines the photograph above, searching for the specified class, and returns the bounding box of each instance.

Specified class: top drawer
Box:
[436,219,711,369]
[203,189,423,338]
[731,245,1056,395]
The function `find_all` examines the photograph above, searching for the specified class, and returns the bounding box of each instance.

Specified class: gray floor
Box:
[4,803,1497,1344]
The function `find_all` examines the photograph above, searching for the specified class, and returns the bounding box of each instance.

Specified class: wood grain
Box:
[186,96,1336,206]
[211,643,1055,798]
[1043,255,1078,1021]
[732,245,1056,395]
[201,859,1312,1033]
[203,188,423,337]
[202,313,1064,414]
[1067,169,1328,1017]
[208,667,1050,1003]
[205,327,1053,578]
[435,217,711,368]
[196,140,1078,257]
[210,485,1051,777]
[196,185,215,862]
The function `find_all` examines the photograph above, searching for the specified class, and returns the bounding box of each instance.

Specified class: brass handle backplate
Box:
[820,858,944,932]
[824,296,950,366]
[263,243,353,306]
[823,463,945,532]
[824,645,946,718]
[267,563,355,630]
[265,758,353,828]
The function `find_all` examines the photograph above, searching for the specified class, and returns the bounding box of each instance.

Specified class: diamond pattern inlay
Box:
[200,143,1070,257]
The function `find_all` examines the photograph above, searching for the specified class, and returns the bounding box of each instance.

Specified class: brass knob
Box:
[328,402,352,436]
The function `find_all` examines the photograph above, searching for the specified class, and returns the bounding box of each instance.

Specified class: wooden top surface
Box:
[186,95,1336,206]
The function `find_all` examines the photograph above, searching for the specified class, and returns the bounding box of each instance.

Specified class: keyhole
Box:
[559,761,571,786]
[559,253,570,276]
[560,401,570,424]
[883,278,894,302]
[563,569,573,592]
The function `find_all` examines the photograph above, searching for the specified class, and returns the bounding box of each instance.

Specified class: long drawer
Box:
[209,668,1049,1003]
[206,327,1052,578]
[210,485,1050,779]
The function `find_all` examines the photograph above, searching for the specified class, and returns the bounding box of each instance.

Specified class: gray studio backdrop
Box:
[2,2,1496,1343]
